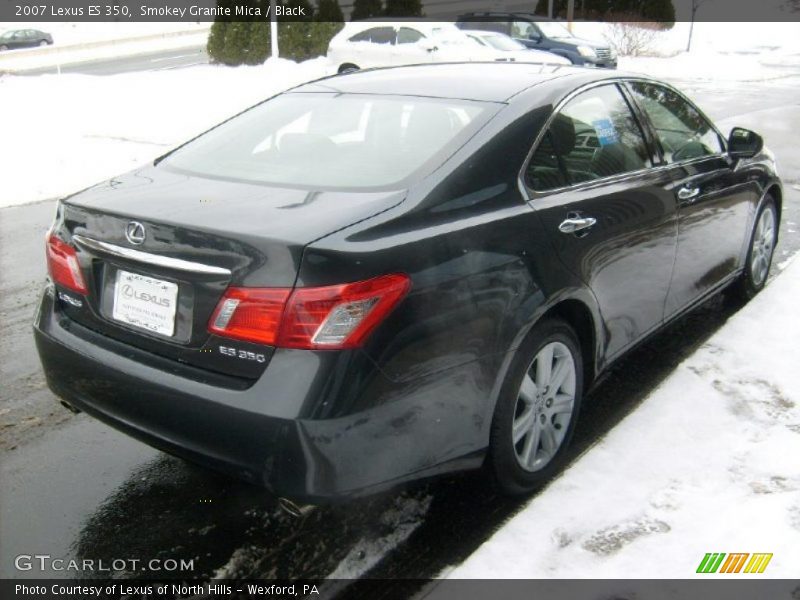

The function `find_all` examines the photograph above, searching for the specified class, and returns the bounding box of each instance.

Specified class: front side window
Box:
[628,82,723,164]
[163,93,494,190]
[349,27,396,45]
[526,84,652,192]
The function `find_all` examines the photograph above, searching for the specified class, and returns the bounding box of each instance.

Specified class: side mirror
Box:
[529,33,542,43]
[421,41,438,52]
[728,127,763,159]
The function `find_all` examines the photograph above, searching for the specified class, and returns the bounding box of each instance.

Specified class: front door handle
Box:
[558,215,597,234]
[677,186,700,203]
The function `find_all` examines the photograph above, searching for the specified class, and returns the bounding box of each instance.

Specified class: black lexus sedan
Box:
[34,63,781,503]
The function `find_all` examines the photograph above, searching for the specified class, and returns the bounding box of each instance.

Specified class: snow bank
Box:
[571,21,800,56]
[570,21,800,81]
[446,257,800,579]
[0,58,330,208]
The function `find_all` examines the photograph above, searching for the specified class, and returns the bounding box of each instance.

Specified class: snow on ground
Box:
[445,257,800,579]
[0,58,330,208]
[571,21,800,57]
[620,49,800,83]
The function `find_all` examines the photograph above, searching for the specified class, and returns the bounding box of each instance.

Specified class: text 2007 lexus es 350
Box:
[34,63,781,503]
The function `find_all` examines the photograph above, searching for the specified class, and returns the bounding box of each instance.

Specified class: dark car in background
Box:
[0,29,53,51]
[458,14,617,68]
[34,64,780,505]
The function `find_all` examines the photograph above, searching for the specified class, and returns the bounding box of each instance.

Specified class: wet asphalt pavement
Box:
[1,76,799,590]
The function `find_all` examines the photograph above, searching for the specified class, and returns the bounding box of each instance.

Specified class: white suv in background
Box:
[327,22,570,73]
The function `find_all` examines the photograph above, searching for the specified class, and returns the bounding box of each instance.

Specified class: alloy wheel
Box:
[751,207,776,287]
[512,341,577,472]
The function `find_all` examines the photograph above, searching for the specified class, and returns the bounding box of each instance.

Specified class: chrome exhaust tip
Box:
[60,400,81,414]
[278,497,316,518]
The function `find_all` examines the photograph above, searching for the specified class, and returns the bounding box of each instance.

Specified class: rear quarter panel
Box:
[296,92,602,459]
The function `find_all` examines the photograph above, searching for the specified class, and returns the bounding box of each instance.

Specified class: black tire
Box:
[728,195,778,303]
[39,40,49,47]
[488,318,584,496]
[338,63,359,74]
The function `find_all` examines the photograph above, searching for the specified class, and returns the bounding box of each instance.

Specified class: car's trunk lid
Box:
[54,165,405,379]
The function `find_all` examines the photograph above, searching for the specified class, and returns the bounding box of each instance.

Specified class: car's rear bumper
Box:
[33,285,486,502]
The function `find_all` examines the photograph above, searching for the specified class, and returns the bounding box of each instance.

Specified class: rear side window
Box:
[397,27,425,44]
[526,84,652,192]
[349,27,396,45]
[163,93,494,190]
[628,82,723,163]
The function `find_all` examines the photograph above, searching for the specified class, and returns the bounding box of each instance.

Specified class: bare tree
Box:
[604,21,661,57]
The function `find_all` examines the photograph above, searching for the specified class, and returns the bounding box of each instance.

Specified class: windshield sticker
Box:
[592,118,618,146]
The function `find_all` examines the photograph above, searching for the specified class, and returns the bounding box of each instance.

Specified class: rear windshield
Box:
[163,92,495,190]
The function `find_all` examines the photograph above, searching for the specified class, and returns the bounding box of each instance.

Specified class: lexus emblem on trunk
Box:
[125,221,146,245]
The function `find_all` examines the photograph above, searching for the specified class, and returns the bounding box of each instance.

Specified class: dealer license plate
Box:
[112,270,179,337]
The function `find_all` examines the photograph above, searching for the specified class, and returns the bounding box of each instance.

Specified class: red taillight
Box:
[46,233,88,295]
[208,274,411,350]
[208,288,291,346]
[280,274,411,349]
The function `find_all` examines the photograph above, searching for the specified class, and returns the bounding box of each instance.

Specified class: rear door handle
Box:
[558,215,597,234]
[677,186,700,203]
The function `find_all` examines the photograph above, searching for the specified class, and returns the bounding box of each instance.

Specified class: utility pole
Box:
[270,0,279,58]
[547,0,554,18]
[567,0,575,32]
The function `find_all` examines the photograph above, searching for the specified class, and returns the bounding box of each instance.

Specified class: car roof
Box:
[339,21,460,32]
[293,62,620,103]
[459,13,554,19]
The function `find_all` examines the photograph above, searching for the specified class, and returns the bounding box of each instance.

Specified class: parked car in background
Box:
[457,14,617,68]
[465,30,571,65]
[35,63,780,504]
[0,29,53,51]
[327,21,568,73]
